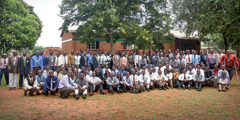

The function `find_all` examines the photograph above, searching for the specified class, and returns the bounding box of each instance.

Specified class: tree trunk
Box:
[109,29,114,54]
[223,34,229,53]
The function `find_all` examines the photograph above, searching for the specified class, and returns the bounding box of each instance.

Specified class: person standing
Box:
[80,52,88,68]
[68,50,75,67]
[185,50,192,65]
[18,51,31,89]
[207,49,219,69]
[31,51,44,76]
[0,53,9,85]
[87,51,93,70]
[192,50,201,66]
[55,52,63,69]
[62,52,68,68]
[113,51,120,68]
[120,54,128,67]
[46,50,56,71]
[220,50,239,80]
[8,50,19,90]
[200,49,208,66]
[40,51,46,68]
[75,51,81,68]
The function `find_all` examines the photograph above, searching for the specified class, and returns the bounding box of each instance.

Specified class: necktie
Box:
[64,56,66,65]
[4,59,7,68]
[184,74,186,79]
[57,57,59,66]
[227,56,230,66]
[13,57,16,66]
[133,76,136,86]
[51,78,53,89]
[68,77,71,85]
[188,55,190,62]
[36,56,39,67]
[23,57,26,67]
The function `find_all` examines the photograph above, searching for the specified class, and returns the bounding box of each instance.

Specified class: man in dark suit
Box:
[80,52,87,68]
[46,50,56,71]
[18,51,31,89]
[151,53,159,66]
[200,49,208,66]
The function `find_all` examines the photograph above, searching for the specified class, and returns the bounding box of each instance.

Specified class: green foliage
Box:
[170,0,240,51]
[0,0,42,54]
[59,0,173,51]
[31,46,45,56]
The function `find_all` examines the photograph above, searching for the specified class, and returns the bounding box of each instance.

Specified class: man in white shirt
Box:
[130,70,144,93]
[75,51,81,68]
[178,69,193,90]
[138,70,150,92]
[106,72,120,94]
[88,71,106,95]
[55,53,63,69]
[23,71,40,96]
[185,50,192,65]
[149,69,157,89]
[123,72,134,91]
[193,70,204,91]
[155,70,167,90]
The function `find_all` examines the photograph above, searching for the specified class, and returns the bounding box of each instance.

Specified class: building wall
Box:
[163,43,175,54]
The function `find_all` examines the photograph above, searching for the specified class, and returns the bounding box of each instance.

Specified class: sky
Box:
[24,0,62,48]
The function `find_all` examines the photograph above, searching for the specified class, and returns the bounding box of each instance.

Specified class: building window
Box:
[88,41,99,49]
[124,44,134,50]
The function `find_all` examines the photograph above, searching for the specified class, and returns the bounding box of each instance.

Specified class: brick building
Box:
[61,27,200,54]
[43,47,61,57]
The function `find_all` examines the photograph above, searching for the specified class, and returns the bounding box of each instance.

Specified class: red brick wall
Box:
[163,43,175,54]
[43,47,60,57]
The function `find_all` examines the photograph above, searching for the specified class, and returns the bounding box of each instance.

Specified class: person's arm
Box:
[24,78,32,89]
[33,79,38,88]
[55,77,59,89]
[44,78,49,90]
[106,77,112,85]
[178,74,183,81]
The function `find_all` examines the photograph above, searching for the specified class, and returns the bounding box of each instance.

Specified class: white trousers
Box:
[9,73,18,88]
[76,85,88,95]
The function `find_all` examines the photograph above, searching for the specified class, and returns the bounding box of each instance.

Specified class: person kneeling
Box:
[88,71,106,96]
[106,72,120,94]
[218,71,230,92]
[58,69,79,99]
[23,71,40,96]
[75,73,89,99]
[194,70,204,91]
[44,70,59,96]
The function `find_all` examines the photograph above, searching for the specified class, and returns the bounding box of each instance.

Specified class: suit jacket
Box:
[168,53,176,59]
[92,56,98,69]
[80,55,87,67]
[18,56,31,75]
[113,55,120,67]
[8,56,19,73]
[151,56,159,66]
[46,55,56,68]
[200,54,207,65]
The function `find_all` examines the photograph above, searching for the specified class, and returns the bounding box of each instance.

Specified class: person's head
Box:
[74,70,78,76]
[197,70,200,75]
[92,71,96,77]
[221,65,225,70]
[179,56,182,60]
[96,68,100,73]
[29,71,33,78]
[204,49,207,54]
[90,51,93,55]
[121,65,124,70]
[38,70,42,76]
[23,51,27,56]
[67,69,72,77]
[2,53,7,59]
[50,50,53,56]
[126,72,130,77]
[164,69,167,74]
[56,52,60,57]
[56,68,61,73]
[142,66,146,70]
[105,65,109,69]
[45,66,50,71]
[80,73,84,79]
[218,49,222,54]
[63,51,66,56]
[134,67,138,71]
[210,49,214,54]
[214,65,218,70]
[12,50,17,56]
[189,66,192,71]
[132,70,136,75]
[105,69,109,74]
[183,69,186,74]
[49,70,54,77]
[84,71,88,75]
[60,66,64,70]
[142,70,145,75]
[158,70,162,75]
[117,72,121,78]
[84,52,87,56]
[205,66,210,71]
[226,50,231,56]
[110,72,114,78]
[71,50,74,55]
[197,65,201,70]
[76,51,79,55]
[168,49,171,53]
[222,71,226,77]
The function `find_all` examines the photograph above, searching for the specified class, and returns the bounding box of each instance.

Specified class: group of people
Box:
[0,48,239,99]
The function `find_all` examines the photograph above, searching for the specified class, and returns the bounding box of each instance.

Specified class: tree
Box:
[59,0,173,53]
[31,45,45,56]
[170,0,240,52]
[0,0,42,54]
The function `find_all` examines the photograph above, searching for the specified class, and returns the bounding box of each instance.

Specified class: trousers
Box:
[9,73,18,88]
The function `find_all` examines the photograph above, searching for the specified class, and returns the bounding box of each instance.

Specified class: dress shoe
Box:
[110,89,114,94]
[182,86,185,90]
[13,87,16,90]
[29,92,34,96]
[218,87,222,91]
[9,87,12,90]
[18,87,22,89]
[178,86,181,90]
[89,92,94,96]
[118,89,123,93]
[163,87,166,90]
[60,94,68,99]
[83,94,87,99]
[147,88,150,92]
[222,86,226,92]
[75,95,79,99]
[158,87,162,90]
[24,93,27,96]
[100,90,106,94]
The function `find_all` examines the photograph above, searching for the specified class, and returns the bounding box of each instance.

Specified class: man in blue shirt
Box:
[192,50,201,66]
[118,65,127,77]
[44,70,59,96]
[40,51,46,68]
[87,51,93,69]
[36,70,46,94]
[31,51,44,76]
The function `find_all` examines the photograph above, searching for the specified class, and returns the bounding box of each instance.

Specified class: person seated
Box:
[54,68,63,81]
[44,70,59,96]
[88,71,106,96]
[23,71,40,96]
[103,65,111,75]
[58,69,79,99]
[103,69,110,89]
[166,69,173,89]
[118,65,127,77]
[212,65,220,77]
[130,70,144,93]
[95,68,103,80]
[125,64,132,75]
[123,72,134,92]
[84,71,91,82]
[75,73,89,99]
[178,69,193,90]
[116,72,125,92]
[194,70,204,91]
[138,70,150,92]
[106,72,120,94]
[204,67,217,87]
[60,65,66,75]
[218,65,229,79]
[87,66,92,77]
[172,69,181,89]
[155,70,167,90]
[111,66,119,76]
[186,66,195,78]
[217,71,230,92]
[36,70,46,94]
[43,66,50,77]
[149,69,157,89]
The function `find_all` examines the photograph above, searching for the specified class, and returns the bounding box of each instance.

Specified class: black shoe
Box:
[158,87,162,90]
[110,89,114,94]
[24,93,27,96]
[199,89,201,91]
[178,86,181,90]
[83,94,87,99]
[60,94,68,99]
[119,89,123,93]
[75,95,79,99]
[36,92,41,95]
[183,86,185,90]
[29,92,34,96]
[45,92,49,96]
[147,88,150,92]
[163,87,166,90]
[9,87,12,90]
[188,86,191,90]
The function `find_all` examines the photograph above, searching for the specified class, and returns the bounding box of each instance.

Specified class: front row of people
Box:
[23,67,230,99]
